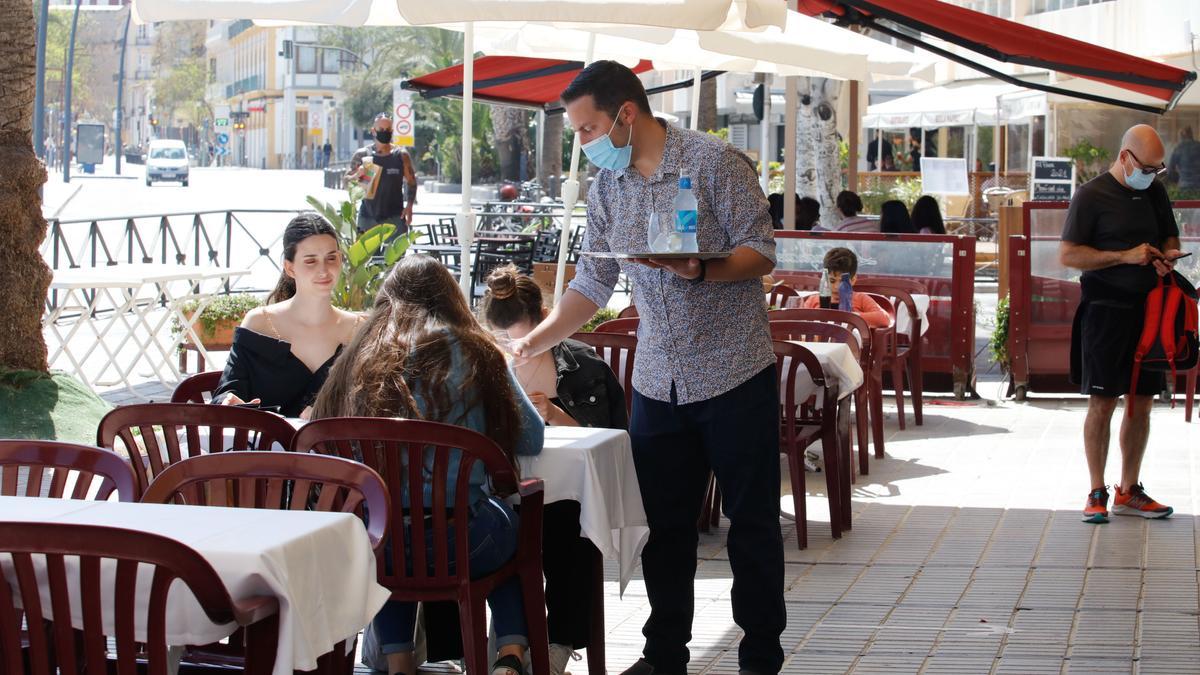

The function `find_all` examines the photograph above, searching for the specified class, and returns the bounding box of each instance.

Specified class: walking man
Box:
[346,113,417,235]
[512,61,786,675]
[1060,124,1182,523]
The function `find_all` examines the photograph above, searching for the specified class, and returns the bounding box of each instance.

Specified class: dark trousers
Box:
[630,365,786,674]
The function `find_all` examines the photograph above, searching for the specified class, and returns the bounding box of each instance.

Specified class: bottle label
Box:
[675,209,697,234]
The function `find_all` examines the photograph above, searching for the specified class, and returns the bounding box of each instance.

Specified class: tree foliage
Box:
[153,21,209,126]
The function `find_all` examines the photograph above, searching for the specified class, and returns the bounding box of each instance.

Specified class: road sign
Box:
[392,79,415,147]
[216,133,229,145]
[215,119,229,127]
[214,105,230,129]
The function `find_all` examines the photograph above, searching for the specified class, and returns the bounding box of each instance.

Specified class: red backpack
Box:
[1127,271,1200,415]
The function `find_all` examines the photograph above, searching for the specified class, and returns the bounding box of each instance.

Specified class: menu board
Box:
[1031,156,1075,201]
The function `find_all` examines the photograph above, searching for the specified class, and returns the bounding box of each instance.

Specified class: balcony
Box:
[225,74,264,98]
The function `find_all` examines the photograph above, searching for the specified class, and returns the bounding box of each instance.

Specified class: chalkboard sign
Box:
[1033,157,1074,181]
[1032,182,1073,201]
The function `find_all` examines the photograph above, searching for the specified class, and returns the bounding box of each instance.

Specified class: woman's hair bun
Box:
[486,265,519,300]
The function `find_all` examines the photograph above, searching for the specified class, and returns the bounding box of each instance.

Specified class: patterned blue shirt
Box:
[569,123,776,404]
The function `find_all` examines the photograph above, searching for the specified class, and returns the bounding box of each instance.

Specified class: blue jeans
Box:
[374,497,528,654]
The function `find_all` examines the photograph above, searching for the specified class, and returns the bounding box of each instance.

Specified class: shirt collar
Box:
[551,341,581,376]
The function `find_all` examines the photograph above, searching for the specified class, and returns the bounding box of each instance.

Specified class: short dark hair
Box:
[561,60,652,118]
[823,247,858,277]
[796,197,821,230]
[835,190,863,217]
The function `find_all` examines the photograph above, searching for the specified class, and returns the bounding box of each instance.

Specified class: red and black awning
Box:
[798,0,1196,113]
[404,56,720,112]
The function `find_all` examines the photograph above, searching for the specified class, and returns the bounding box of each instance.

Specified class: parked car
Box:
[145,139,189,187]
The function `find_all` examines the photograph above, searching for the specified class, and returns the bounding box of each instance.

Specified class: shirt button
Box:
[589,395,597,403]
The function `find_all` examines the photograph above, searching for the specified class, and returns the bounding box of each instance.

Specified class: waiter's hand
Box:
[633,257,702,280]
[508,337,542,368]
[402,204,414,226]
[1123,243,1164,267]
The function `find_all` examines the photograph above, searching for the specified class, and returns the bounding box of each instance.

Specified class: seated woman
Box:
[471,265,627,674]
[831,191,877,233]
[879,199,916,234]
[911,195,947,234]
[213,213,361,418]
[801,247,892,329]
[312,255,544,675]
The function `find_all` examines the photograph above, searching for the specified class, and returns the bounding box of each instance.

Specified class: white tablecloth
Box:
[0,495,389,675]
[518,426,647,595]
[43,263,248,396]
[790,291,931,337]
[782,341,864,403]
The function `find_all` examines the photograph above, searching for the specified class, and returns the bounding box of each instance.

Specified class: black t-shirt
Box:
[1061,173,1178,293]
[350,145,410,221]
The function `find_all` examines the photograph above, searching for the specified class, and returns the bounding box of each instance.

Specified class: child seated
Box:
[801,247,892,328]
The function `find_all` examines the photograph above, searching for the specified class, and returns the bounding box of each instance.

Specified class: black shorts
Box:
[1071,297,1164,398]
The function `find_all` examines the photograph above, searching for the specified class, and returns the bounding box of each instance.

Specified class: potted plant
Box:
[175,293,264,349]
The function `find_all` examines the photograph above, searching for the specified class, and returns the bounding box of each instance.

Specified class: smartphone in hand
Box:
[1170,251,1193,261]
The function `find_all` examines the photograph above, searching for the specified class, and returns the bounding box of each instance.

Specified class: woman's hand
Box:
[527,392,553,422]
[220,393,261,406]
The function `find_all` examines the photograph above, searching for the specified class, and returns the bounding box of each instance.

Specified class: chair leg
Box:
[520,572,551,675]
[821,425,843,541]
[1186,368,1197,422]
[587,547,606,675]
[910,353,925,426]
[854,389,869,478]
[786,448,808,549]
[892,360,908,431]
[870,371,886,459]
[458,592,490,675]
[838,401,854,532]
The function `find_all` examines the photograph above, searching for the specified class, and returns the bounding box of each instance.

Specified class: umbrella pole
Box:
[760,74,772,194]
[690,67,702,131]
[458,22,476,298]
[553,32,596,303]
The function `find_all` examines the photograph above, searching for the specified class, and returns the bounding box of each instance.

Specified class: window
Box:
[321,48,340,74]
[296,46,317,74]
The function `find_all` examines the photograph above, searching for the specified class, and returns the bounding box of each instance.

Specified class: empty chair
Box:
[592,317,640,336]
[0,439,137,502]
[171,371,224,403]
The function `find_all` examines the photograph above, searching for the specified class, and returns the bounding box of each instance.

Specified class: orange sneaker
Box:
[1082,487,1109,524]
[1112,483,1173,519]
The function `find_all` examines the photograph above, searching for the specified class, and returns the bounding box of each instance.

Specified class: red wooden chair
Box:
[770,307,880,474]
[570,331,637,416]
[291,418,551,675]
[142,451,389,675]
[772,339,850,548]
[592,317,640,335]
[617,304,639,319]
[96,403,299,498]
[171,371,224,404]
[0,521,280,675]
[855,281,926,428]
[0,440,137,502]
[766,283,800,309]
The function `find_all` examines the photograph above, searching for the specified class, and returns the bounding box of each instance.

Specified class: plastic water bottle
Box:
[673,172,699,254]
[818,269,832,309]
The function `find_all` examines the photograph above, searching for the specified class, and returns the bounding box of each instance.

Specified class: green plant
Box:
[989,295,1010,373]
[706,128,730,142]
[174,293,264,342]
[1063,139,1111,184]
[306,195,422,310]
[578,307,620,333]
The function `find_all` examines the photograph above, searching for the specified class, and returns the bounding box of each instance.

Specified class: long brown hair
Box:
[311,255,522,459]
[267,213,339,304]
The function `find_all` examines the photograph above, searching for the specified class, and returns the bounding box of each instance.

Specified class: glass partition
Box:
[775,231,977,395]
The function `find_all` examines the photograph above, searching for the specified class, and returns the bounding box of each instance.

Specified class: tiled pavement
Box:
[96,380,1200,675]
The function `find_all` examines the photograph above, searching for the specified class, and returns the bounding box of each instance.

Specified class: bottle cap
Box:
[679,172,691,189]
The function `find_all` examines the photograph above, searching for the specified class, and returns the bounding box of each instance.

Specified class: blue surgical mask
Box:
[582,109,633,171]
[1123,153,1155,191]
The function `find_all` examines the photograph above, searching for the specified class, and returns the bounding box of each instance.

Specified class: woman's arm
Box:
[507,369,545,456]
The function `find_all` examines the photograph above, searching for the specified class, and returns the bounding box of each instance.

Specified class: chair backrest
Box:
[97,403,299,497]
[772,339,830,428]
[617,304,639,319]
[566,225,587,263]
[534,229,561,262]
[569,332,636,415]
[766,283,800,309]
[171,371,224,403]
[769,320,861,361]
[472,237,537,295]
[769,308,872,353]
[434,217,458,244]
[593,317,640,336]
[854,280,924,341]
[141,451,390,550]
[290,418,518,592]
[0,521,277,675]
[0,440,137,502]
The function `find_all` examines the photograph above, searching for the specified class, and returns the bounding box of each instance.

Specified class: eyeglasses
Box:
[1126,150,1167,176]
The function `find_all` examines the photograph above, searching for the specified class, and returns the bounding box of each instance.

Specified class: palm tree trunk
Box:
[0,0,52,372]
[698,78,718,133]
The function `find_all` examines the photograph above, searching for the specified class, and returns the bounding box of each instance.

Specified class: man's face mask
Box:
[375,128,393,144]
[1122,150,1159,191]
[581,107,633,171]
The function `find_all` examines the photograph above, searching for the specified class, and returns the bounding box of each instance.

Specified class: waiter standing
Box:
[347,113,417,235]
[512,61,785,675]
